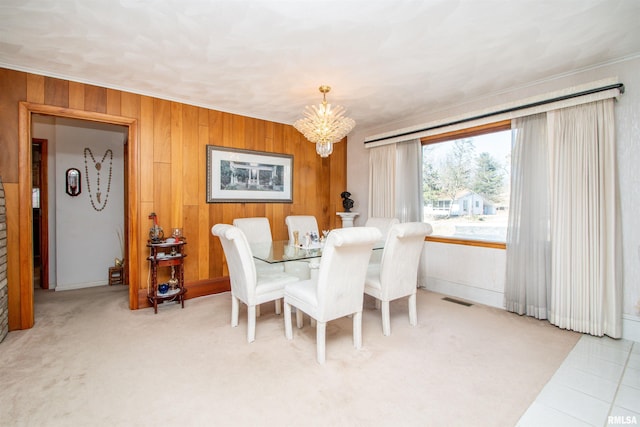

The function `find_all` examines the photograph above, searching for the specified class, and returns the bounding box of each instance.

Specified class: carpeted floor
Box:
[0,286,580,427]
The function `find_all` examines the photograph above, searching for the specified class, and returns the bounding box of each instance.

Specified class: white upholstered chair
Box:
[283,226,382,363]
[365,217,400,241]
[211,224,299,343]
[233,217,284,272]
[364,217,399,264]
[285,215,321,277]
[285,215,319,243]
[364,222,432,336]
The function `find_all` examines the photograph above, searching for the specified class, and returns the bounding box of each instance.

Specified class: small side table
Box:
[108,266,124,285]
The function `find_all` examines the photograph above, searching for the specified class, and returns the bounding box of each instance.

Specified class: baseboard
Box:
[622,314,640,343]
[54,280,107,291]
[419,277,505,309]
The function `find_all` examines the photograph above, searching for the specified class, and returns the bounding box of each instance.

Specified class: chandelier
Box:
[293,85,356,157]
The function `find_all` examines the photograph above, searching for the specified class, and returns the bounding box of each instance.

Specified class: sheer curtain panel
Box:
[548,99,621,337]
[368,144,396,218]
[395,139,423,222]
[505,114,551,319]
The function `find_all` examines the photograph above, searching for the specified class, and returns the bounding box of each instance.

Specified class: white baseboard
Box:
[622,314,640,343]
[54,280,107,291]
[420,277,640,344]
[420,277,505,309]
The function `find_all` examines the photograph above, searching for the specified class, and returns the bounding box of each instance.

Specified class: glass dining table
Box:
[250,240,384,264]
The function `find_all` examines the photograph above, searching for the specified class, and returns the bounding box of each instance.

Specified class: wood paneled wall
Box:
[0,68,347,330]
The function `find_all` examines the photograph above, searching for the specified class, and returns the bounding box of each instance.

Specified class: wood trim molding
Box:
[18,102,140,323]
[426,235,506,250]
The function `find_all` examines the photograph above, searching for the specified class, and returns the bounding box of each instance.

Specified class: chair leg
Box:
[275,299,282,315]
[284,302,293,340]
[247,305,256,343]
[316,321,326,364]
[296,307,304,329]
[231,295,239,327]
[381,300,391,336]
[353,311,362,349]
[409,293,417,326]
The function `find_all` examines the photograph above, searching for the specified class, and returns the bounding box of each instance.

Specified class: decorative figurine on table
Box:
[148,212,164,243]
[341,191,354,213]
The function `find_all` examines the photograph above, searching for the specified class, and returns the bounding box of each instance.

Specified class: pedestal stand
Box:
[336,212,359,228]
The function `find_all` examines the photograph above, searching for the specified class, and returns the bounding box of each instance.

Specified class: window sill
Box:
[425,236,506,250]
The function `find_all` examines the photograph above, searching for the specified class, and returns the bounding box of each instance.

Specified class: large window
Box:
[422,121,511,246]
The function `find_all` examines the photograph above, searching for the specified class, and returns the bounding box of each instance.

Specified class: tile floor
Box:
[517,334,640,427]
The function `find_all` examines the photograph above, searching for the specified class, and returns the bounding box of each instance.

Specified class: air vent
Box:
[442,297,473,307]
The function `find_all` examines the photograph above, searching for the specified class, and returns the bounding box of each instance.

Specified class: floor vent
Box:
[442,297,473,307]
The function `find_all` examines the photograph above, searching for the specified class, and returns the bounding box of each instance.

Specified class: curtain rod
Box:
[365,83,625,144]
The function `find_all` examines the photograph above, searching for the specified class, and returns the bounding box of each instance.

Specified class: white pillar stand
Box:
[336,212,359,228]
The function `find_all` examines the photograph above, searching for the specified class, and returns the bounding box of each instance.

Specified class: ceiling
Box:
[1,0,640,133]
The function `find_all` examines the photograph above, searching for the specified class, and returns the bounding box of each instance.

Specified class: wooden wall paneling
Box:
[153,162,172,236]
[84,85,107,113]
[44,77,69,107]
[0,69,25,184]
[182,204,199,282]
[181,104,199,207]
[26,74,44,104]
[139,96,154,202]
[231,114,246,149]
[197,122,211,280]
[139,200,154,291]
[17,102,33,329]
[153,99,171,164]
[169,102,184,228]
[68,81,84,110]
[5,183,21,330]
[105,89,121,116]
[120,92,141,120]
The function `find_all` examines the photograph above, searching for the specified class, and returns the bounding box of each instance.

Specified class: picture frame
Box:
[206,145,293,203]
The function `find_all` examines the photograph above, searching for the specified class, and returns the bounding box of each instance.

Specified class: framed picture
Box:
[206,145,293,203]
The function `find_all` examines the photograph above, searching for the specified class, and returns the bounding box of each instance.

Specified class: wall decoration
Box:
[84,147,113,211]
[65,168,81,196]
[206,145,293,203]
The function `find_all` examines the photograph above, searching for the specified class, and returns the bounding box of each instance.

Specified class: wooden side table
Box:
[108,266,124,285]
[147,240,187,314]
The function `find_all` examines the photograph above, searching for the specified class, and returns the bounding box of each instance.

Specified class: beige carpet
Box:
[0,286,580,427]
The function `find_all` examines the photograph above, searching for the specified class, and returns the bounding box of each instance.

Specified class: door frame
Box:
[17,102,140,328]
[32,138,48,289]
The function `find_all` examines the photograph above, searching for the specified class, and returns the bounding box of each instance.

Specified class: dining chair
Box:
[234,215,310,286]
[364,222,433,336]
[364,217,399,264]
[285,215,319,243]
[365,217,400,241]
[211,224,300,343]
[283,226,382,363]
[285,215,321,277]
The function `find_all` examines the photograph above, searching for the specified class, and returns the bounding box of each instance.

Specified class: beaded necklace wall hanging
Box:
[83,147,113,212]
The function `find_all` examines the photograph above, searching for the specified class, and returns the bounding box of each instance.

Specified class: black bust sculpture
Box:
[341,191,354,213]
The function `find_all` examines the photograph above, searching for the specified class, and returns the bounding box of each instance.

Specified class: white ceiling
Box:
[1,0,640,133]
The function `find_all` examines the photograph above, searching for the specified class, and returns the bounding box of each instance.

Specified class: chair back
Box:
[315,227,382,322]
[285,215,319,242]
[233,217,273,244]
[211,224,257,304]
[379,222,432,300]
[365,217,399,241]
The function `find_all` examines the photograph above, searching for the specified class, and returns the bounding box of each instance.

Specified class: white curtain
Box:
[505,114,551,319]
[395,139,423,222]
[548,99,621,337]
[368,144,396,218]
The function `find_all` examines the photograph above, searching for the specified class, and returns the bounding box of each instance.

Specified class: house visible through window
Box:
[422,121,511,244]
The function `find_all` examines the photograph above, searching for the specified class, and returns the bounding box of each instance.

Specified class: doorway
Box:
[15,102,140,330]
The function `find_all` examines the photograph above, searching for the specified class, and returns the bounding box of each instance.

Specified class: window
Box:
[422,121,511,246]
